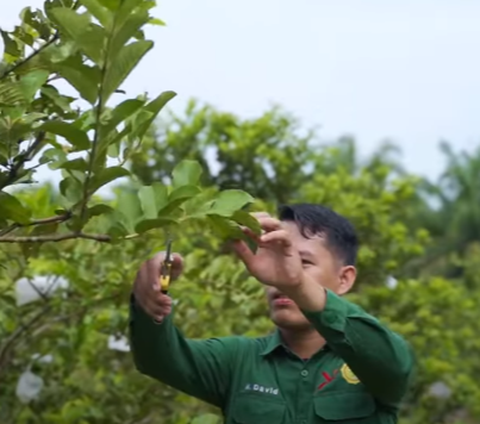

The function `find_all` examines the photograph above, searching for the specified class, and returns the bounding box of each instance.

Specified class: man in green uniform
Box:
[129,203,414,423]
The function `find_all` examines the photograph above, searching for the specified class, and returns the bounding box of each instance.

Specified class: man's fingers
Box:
[134,254,179,321]
[241,226,261,241]
[149,251,184,269]
[143,293,172,317]
[251,211,272,219]
[257,217,282,232]
[147,251,184,288]
[239,213,281,240]
[150,303,172,319]
[170,254,184,280]
[260,229,292,247]
[232,240,256,266]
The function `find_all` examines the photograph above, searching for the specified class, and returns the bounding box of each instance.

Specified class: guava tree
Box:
[0,0,258,247]
[0,2,258,422]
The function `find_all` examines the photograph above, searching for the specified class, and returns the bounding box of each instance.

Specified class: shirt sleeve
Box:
[301,289,415,406]
[128,294,240,408]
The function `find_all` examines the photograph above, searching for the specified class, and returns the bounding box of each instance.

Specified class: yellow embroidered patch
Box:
[341,363,360,384]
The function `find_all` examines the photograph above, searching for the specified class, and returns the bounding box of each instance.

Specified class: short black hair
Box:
[278,203,358,266]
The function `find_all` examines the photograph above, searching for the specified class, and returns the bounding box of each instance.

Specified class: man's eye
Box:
[301,260,312,266]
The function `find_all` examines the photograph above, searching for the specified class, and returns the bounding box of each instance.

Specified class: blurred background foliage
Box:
[1,99,480,423]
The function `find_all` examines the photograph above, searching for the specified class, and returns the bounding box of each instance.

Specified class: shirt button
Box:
[301,370,308,377]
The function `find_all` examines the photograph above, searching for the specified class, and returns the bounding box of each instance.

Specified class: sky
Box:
[1,0,480,184]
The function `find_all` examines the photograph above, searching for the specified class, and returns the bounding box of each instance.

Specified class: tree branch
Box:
[0,35,59,81]
[79,52,109,223]
[0,131,46,190]
[0,232,111,243]
[0,0,82,81]
[0,213,71,237]
[79,2,120,222]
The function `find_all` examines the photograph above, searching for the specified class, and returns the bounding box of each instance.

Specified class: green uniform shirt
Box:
[129,289,414,424]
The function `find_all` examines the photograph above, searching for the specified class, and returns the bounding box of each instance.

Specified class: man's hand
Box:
[133,251,184,322]
[233,212,327,311]
[232,212,304,291]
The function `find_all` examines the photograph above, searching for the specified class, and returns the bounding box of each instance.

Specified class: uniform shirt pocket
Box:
[314,391,376,422]
[230,393,287,424]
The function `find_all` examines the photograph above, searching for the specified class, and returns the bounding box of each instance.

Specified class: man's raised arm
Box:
[128,253,240,409]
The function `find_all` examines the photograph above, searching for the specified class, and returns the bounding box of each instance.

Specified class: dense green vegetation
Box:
[1,1,479,423]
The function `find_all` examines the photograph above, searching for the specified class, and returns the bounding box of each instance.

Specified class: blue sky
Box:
[2,0,480,183]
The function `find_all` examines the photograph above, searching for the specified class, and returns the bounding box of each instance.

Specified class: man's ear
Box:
[337,265,356,295]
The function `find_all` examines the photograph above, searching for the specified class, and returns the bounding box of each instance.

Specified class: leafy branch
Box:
[0,0,260,247]
[0,231,111,243]
[0,131,46,191]
[0,212,70,237]
[0,34,58,81]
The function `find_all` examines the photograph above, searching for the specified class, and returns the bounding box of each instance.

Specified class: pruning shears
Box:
[159,238,173,294]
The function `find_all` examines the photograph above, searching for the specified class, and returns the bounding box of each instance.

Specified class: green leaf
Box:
[149,18,166,26]
[18,70,49,102]
[207,215,258,253]
[151,182,168,211]
[80,0,112,28]
[0,82,25,105]
[59,176,84,207]
[109,12,147,55]
[0,118,32,144]
[0,30,21,57]
[231,210,262,235]
[0,192,31,224]
[115,0,145,25]
[55,60,99,105]
[134,217,177,234]
[102,40,153,102]
[181,189,216,218]
[66,214,84,231]
[101,98,145,136]
[96,97,144,162]
[172,160,203,188]
[155,185,201,218]
[88,203,114,217]
[50,8,104,64]
[116,190,143,233]
[21,7,52,41]
[40,121,90,150]
[132,90,176,141]
[90,166,130,192]
[207,190,254,217]
[23,112,48,124]
[207,215,244,240]
[169,185,201,203]
[41,85,74,113]
[106,210,130,238]
[138,186,157,219]
[60,158,88,172]
[97,0,120,10]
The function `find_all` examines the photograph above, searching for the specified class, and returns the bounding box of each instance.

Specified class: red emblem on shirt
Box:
[317,369,339,390]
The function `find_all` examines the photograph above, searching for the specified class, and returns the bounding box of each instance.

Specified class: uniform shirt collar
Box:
[260,329,284,356]
[260,328,330,357]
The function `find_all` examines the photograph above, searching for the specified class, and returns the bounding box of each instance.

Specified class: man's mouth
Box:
[272,293,295,307]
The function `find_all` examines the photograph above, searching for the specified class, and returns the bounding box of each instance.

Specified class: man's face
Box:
[265,221,349,331]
